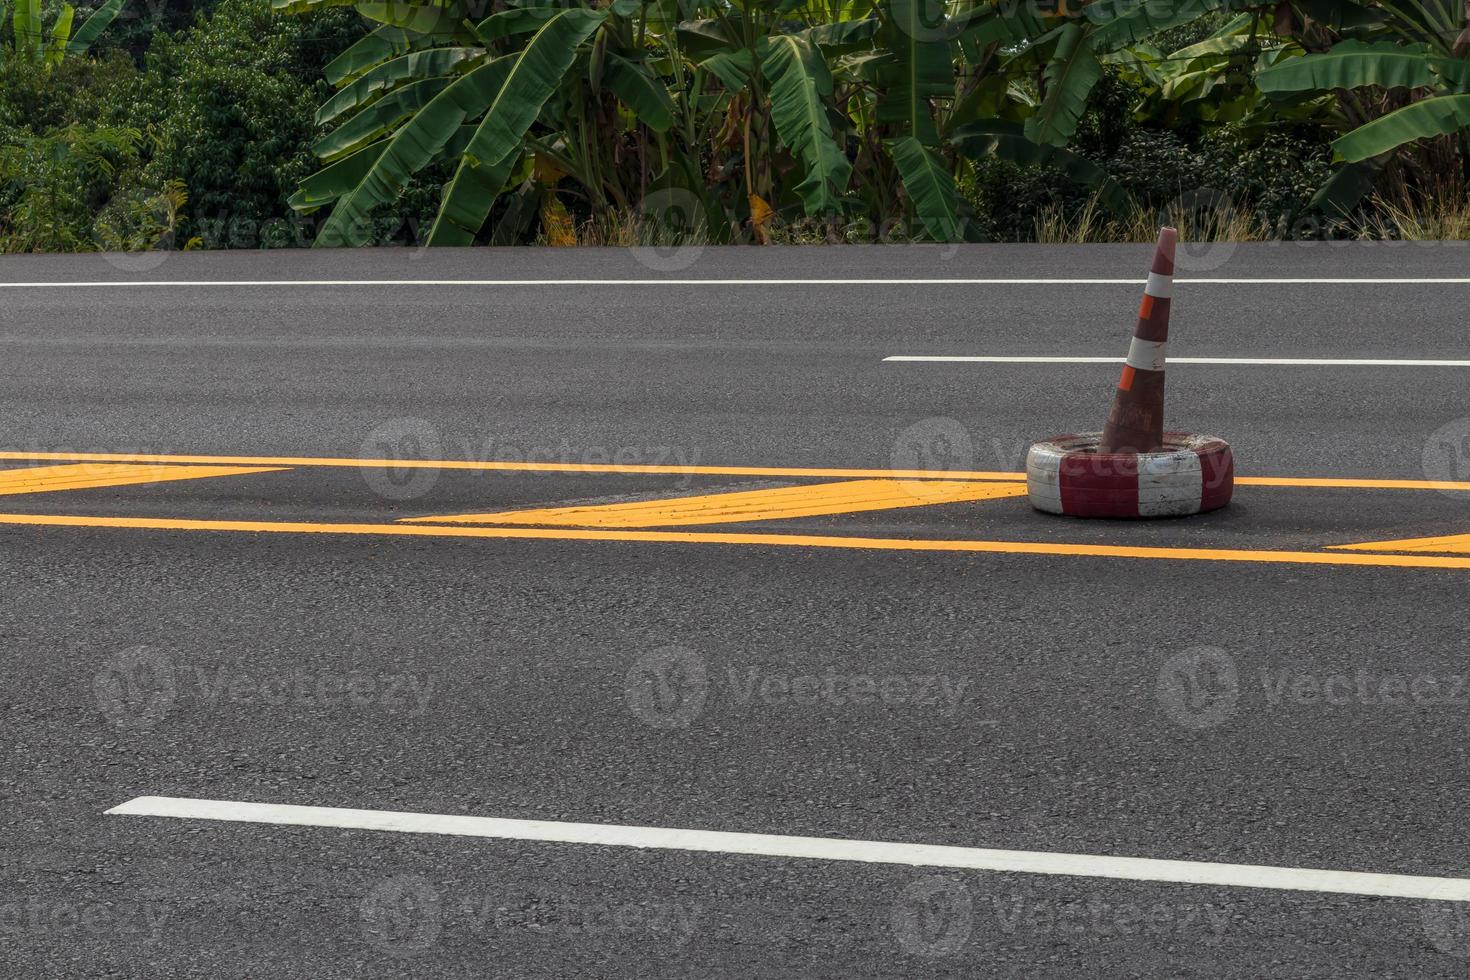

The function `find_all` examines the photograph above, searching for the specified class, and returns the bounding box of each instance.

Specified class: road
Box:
[1,243,1468,978]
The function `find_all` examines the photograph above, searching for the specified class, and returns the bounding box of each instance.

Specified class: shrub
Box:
[126,0,360,247]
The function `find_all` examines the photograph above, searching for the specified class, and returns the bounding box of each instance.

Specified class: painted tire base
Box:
[1026,432,1234,518]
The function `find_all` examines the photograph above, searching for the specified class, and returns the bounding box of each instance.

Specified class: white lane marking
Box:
[885,356,1470,367]
[4,277,1470,289]
[107,795,1470,902]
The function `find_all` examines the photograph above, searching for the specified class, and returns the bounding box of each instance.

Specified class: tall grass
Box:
[1033,193,1278,244]
[564,188,1470,246]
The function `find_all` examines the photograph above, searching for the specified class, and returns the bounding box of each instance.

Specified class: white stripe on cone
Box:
[1125,338,1168,372]
[1145,271,1172,298]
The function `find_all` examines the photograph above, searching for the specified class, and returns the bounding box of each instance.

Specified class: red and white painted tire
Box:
[1026,432,1233,518]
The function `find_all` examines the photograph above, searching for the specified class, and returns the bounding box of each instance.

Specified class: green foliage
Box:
[125,0,353,245]
[4,0,1469,251]
[0,121,140,249]
[1,0,123,67]
[0,35,187,251]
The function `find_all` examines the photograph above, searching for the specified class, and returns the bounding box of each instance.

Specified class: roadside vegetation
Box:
[3,0,1470,249]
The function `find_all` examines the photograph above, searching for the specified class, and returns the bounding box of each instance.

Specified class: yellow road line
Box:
[407,479,1029,527]
[1236,476,1470,491]
[0,463,285,496]
[3,512,1470,570]
[0,452,1022,482]
[0,451,1465,491]
[1330,533,1470,554]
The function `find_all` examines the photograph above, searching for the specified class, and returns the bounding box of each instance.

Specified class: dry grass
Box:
[1033,193,1278,244]
[1351,192,1470,241]
[554,185,1470,246]
[569,210,716,247]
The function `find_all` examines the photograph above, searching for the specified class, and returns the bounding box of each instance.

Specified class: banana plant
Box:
[1255,0,1470,214]
[1,0,123,68]
[281,0,1252,245]
[279,0,612,246]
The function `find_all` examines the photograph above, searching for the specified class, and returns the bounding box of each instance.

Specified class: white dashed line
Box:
[884,356,1470,367]
[4,277,1470,289]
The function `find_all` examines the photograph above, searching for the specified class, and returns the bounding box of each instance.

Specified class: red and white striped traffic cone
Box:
[1024,227,1234,519]
[1100,227,1175,454]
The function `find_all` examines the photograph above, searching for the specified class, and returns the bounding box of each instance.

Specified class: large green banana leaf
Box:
[802,17,879,49]
[1308,157,1386,217]
[875,0,951,145]
[316,47,484,127]
[1333,93,1470,161]
[1025,22,1100,147]
[1256,41,1439,94]
[429,8,607,245]
[674,17,739,59]
[291,125,479,214]
[761,34,852,215]
[950,2,1044,55]
[316,59,516,246]
[888,135,962,241]
[1084,0,1253,53]
[326,26,427,86]
[65,0,122,56]
[313,77,451,163]
[13,0,40,59]
[270,0,355,16]
[472,7,560,43]
[699,49,752,91]
[291,142,391,213]
[603,53,676,132]
[43,4,72,66]
[355,1,471,39]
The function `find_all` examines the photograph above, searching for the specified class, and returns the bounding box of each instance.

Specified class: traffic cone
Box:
[1099,227,1176,454]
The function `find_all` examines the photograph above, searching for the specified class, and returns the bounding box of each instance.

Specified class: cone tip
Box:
[1157,225,1178,256]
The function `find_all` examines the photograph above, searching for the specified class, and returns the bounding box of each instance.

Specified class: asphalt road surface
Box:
[2,243,1469,978]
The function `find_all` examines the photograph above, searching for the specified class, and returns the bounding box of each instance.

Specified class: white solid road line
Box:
[107,795,1470,902]
[4,277,1470,289]
[884,356,1470,367]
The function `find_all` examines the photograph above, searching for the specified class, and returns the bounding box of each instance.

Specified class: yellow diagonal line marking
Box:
[401,479,1030,527]
[0,451,1464,492]
[0,512,1469,569]
[0,463,286,496]
[1330,533,1470,554]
